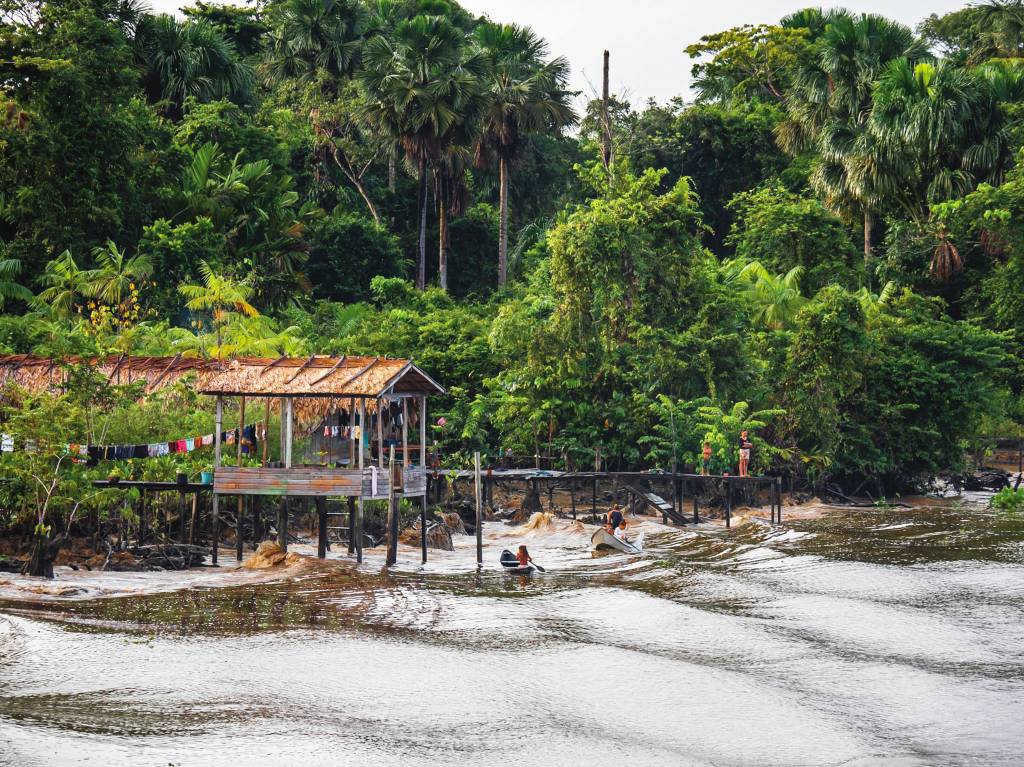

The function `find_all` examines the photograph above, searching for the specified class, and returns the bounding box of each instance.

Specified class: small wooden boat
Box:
[590,527,644,554]
[499,549,534,574]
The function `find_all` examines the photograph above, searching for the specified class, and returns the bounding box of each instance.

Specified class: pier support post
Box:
[386,447,398,567]
[591,476,598,522]
[474,451,483,566]
[212,396,222,565]
[316,496,327,559]
[570,479,576,520]
[235,495,244,562]
[692,479,699,525]
[277,497,288,551]
[725,478,732,529]
[347,495,356,554]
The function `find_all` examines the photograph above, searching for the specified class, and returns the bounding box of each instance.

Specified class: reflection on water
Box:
[2,506,1024,766]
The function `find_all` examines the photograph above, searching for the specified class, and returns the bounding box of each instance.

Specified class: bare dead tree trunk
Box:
[417,156,427,290]
[329,146,380,225]
[498,155,509,287]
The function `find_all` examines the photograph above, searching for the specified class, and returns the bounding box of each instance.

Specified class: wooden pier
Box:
[436,469,784,527]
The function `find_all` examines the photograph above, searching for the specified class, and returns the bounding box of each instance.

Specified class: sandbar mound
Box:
[243,541,302,569]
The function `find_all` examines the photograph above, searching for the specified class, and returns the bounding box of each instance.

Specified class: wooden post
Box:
[277,497,288,550]
[592,476,598,522]
[725,478,732,529]
[386,446,398,566]
[178,489,186,541]
[261,397,270,466]
[356,397,365,564]
[474,451,483,566]
[377,397,385,469]
[284,397,293,468]
[347,495,356,554]
[139,488,148,545]
[420,395,428,564]
[402,398,409,466]
[189,493,198,547]
[776,477,783,524]
[316,496,327,559]
[570,479,576,520]
[212,396,223,565]
[348,396,356,467]
[236,395,246,562]
[692,479,699,525]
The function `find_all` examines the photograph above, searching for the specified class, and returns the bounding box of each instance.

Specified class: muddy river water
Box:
[1,504,1023,766]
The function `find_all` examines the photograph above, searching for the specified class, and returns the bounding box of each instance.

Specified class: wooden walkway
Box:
[437,469,784,527]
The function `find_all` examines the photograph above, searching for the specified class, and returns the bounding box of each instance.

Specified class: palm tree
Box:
[976,1,1024,60]
[780,12,926,267]
[261,0,368,89]
[868,59,1014,221]
[475,23,577,287]
[177,262,259,358]
[36,250,87,320]
[736,261,806,330]
[0,258,33,310]
[135,15,252,117]
[84,242,153,306]
[359,14,485,290]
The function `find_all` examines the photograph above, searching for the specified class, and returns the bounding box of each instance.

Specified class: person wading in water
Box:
[738,430,752,477]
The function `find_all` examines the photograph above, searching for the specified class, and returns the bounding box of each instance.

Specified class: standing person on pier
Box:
[738,430,752,477]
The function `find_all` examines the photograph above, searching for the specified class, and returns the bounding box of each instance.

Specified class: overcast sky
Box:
[149,0,972,106]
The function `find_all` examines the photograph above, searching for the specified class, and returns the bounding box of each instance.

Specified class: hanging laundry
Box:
[185,438,195,452]
[0,434,12,453]
[132,445,148,459]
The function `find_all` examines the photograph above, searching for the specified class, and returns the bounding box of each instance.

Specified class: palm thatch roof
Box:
[196,355,444,398]
[0,354,444,400]
[0,354,212,394]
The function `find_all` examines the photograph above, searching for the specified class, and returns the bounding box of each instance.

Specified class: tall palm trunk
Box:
[417,157,427,290]
[863,208,874,286]
[438,193,448,293]
[498,155,509,287]
[388,151,396,193]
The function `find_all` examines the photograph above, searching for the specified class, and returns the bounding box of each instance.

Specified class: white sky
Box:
[148,0,972,106]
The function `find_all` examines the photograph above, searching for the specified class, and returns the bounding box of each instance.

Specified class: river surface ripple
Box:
[1,505,1023,767]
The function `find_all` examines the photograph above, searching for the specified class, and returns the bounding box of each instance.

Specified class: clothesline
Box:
[0,423,266,463]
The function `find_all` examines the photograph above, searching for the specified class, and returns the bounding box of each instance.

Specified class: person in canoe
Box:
[613,519,628,542]
[516,545,535,569]
[606,505,624,535]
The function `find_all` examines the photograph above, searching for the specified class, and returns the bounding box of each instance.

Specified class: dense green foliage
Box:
[2,0,1024,535]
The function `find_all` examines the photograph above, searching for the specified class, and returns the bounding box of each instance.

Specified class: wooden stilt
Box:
[347,495,356,554]
[277,497,288,550]
[357,397,365,564]
[316,496,327,559]
[474,451,483,566]
[692,479,699,524]
[386,446,398,567]
[592,476,598,522]
[139,489,148,545]
[725,478,732,529]
[570,479,576,520]
[213,396,222,565]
